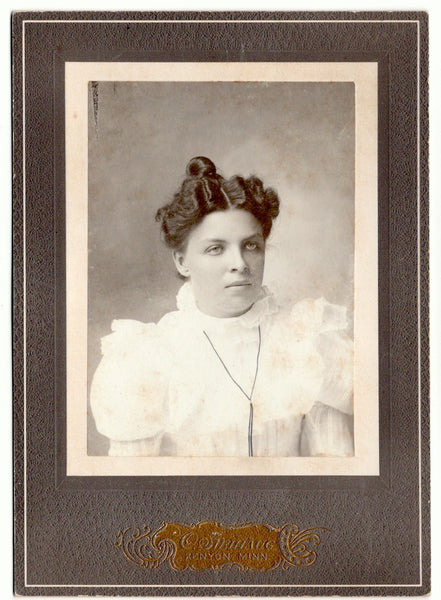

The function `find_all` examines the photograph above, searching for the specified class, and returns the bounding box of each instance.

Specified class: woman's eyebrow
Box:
[244,233,264,241]
[201,233,264,243]
[201,238,226,243]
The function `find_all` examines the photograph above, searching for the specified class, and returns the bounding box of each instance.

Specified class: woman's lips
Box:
[225,281,252,288]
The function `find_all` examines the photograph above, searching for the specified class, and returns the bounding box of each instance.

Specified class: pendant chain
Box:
[202,325,261,457]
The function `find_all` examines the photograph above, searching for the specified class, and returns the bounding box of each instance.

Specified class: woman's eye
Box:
[206,245,223,255]
[245,241,258,251]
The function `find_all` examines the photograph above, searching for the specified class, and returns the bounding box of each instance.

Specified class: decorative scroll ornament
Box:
[116,521,328,572]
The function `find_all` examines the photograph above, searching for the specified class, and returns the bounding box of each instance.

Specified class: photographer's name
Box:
[117,520,327,571]
[155,522,280,570]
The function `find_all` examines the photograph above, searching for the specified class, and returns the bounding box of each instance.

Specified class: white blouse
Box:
[90,283,354,457]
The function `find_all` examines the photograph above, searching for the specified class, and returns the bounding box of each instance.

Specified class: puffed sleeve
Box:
[290,297,354,456]
[90,319,170,443]
[300,402,354,456]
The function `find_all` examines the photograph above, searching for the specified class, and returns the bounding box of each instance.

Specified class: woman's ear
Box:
[172,250,190,277]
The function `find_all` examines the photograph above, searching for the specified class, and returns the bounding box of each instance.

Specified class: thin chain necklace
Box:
[202,325,261,457]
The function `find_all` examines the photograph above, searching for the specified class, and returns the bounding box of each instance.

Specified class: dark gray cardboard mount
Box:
[12,11,430,596]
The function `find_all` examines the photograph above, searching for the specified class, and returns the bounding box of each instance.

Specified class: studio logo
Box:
[116,521,328,572]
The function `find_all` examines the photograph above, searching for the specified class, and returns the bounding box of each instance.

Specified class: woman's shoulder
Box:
[270,296,350,339]
[99,308,191,358]
[291,296,349,334]
[99,318,160,356]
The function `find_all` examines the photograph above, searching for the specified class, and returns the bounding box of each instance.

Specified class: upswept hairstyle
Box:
[155,156,280,250]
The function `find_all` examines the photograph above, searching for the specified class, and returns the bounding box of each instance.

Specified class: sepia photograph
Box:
[88,82,355,459]
[64,62,379,476]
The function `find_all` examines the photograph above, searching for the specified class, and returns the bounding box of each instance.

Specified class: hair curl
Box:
[155,156,280,250]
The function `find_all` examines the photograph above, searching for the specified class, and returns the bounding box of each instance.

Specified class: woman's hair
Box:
[155,156,280,250]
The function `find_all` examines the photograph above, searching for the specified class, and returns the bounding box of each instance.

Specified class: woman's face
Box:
[173,209,266,318]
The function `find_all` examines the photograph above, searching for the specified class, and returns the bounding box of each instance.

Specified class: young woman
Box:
[90,156,354,457]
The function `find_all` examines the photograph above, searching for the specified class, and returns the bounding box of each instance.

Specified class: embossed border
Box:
[12,11,429,596]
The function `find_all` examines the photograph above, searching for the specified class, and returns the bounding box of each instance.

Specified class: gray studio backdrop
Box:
[87,81,355,455]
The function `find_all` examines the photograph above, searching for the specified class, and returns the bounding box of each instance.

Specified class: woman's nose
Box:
[229,248,249,273]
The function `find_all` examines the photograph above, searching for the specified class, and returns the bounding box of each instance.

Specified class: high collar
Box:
[175,281,279,332]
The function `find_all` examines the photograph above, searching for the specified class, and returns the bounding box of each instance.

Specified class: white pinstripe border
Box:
[21,17,424,590]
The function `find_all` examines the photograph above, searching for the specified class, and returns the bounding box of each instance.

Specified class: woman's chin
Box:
[223,303,255,318]
[195,286,261,318]
[213,297,257,318]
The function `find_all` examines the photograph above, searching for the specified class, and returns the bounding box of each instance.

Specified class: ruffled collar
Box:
[176,281,279,331]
